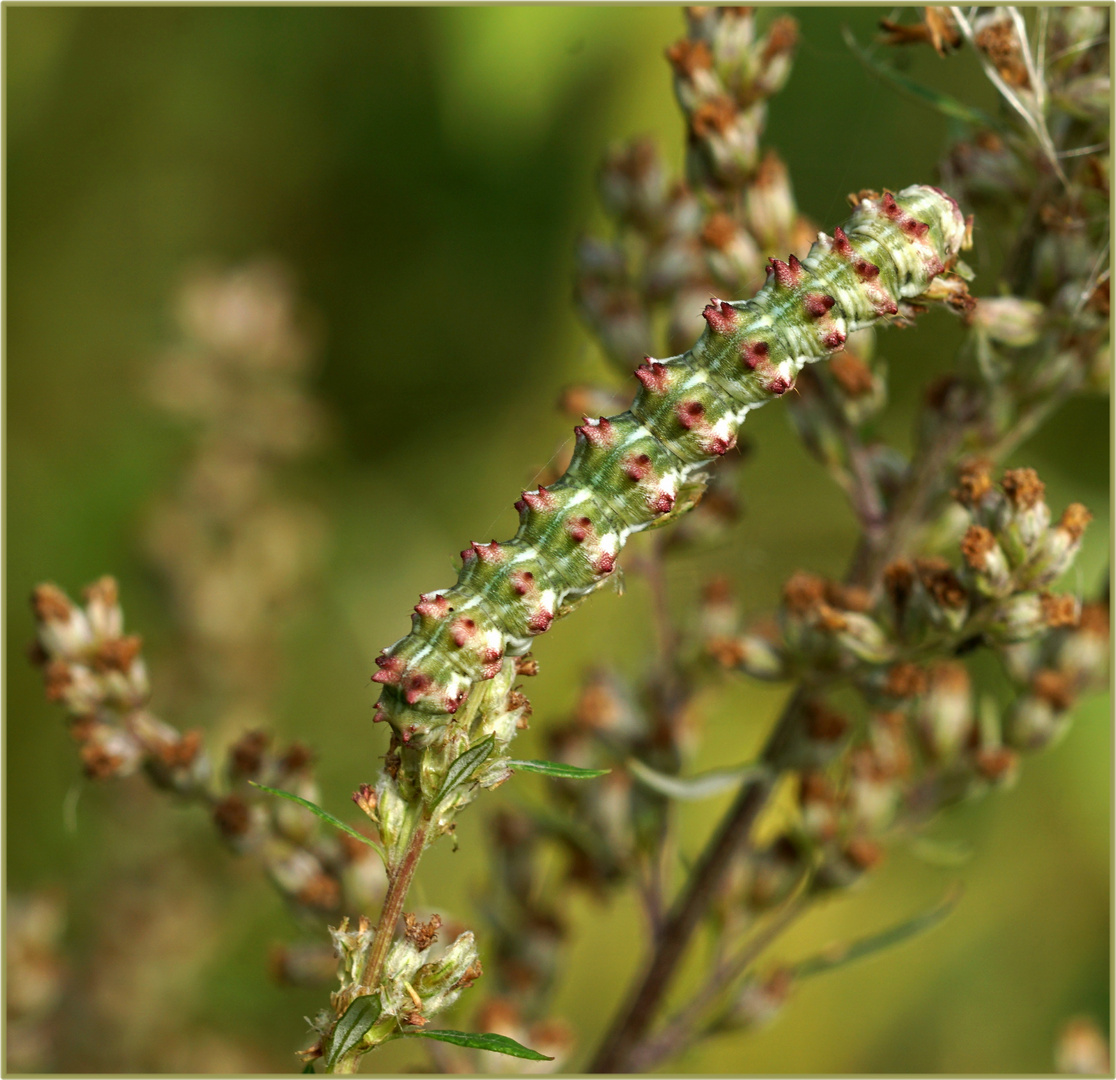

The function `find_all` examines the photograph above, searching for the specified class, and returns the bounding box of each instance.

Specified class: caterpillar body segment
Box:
[372,185,967,744]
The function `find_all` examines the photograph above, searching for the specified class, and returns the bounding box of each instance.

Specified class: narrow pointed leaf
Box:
[249,781,387,863]
[405,1029,553,1061]
[435,735,496,805]
[326,995,383,1068]
[507,759,611,780]
[627,756,768,801]
[843,27,1003,130]
[790,885,962,980]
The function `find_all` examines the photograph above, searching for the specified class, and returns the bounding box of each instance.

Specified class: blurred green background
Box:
[7,6,1109,1074]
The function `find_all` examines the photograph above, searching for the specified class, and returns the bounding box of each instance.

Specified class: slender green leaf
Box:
[249,782,387,864]
[954,259,976,282]
[405,1029,553,1061]
[843,26,1004,131]
[435,735,496,805]
[507,759,611,780]
[790,885,963,980]
[301,1062,316,1074]
[627,757,768,801]
[326,995,383,1068]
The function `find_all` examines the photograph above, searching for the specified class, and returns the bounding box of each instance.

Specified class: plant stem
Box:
[329,812,431,1074]
[589,420,956,1071]
[359,812,431,996]
[586,756,779,1072]
[628,892,810,1072]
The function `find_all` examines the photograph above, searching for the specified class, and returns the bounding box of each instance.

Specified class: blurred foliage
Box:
[7,6,1108,1074]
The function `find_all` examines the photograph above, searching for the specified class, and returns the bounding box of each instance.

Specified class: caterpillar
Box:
[372,185,968,745]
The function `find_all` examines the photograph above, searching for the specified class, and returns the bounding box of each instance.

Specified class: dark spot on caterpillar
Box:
[804,293,836,318]
[624,453,653,481]
[902,217,930,239]
[569,516,593,542]
[854,260,880,281]
[677,400,705,428]
[741,340,769,369]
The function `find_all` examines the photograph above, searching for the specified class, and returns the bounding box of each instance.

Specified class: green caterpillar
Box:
[372,186,967,744]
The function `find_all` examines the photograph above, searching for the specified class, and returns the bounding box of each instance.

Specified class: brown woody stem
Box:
[587,760,779,1071]
[358,813,431,997]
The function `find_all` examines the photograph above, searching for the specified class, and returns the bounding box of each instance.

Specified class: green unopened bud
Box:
[666,36,722,115]
[77,720,144,780]
[667,283,718,355]
[701,212,763,292]
[598,140,667,232]
[340,844,388,913]
[684,6,752,73]
[814,837,884,892]
[31,583,93,660]
[969,296,1044,347]
[727,968,793,1030]
[737,634,789,680]
[999,468,1051,557]
[988,592,1045,643]
[688,97,761,187]
[1005,669,1076,750]
[827,350,887,425]
[1027,504,1092,587]
[915,662,973,761]
[765,698,849,770]
[744,150,798,251]
[832,610,893,664]
[1057,603,1110,682]
[353,783,378,821]
[575,236,626,286]
[971,746,1019,788]
[1055,1016,1111,1075]
[914,558,970,633]
[846,745,901,833]
[746,836,806,910]
[645,235,705,299]
[330,915,375,988]
[411,930,483,1018]
[752,16,798,98]
[577,283,652,368]
[374,773,410,864]
[960,524,1012,596]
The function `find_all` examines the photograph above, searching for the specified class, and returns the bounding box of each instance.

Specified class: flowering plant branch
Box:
[27,6,1107,1073]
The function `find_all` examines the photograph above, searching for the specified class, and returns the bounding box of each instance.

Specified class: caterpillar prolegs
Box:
[372,185,968,745]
